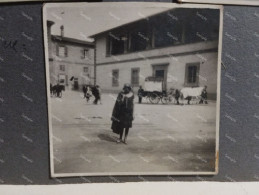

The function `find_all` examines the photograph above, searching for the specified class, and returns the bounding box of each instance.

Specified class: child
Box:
[85,86,92,102]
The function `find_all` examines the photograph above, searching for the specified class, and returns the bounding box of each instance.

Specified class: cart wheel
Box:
[149,94,160,104]
[161,96,169,104]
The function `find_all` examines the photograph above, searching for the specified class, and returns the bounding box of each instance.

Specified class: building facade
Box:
[90,8,220,99]
[47,21,94,90]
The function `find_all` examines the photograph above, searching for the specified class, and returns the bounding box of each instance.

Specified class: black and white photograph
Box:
[43,2,222,177]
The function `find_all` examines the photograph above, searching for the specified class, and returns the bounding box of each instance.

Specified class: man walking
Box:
[83,85,87,99]
[137,85,144,104]
[175,89,180,105]
[200,86,208,104]
[92,85,101,104]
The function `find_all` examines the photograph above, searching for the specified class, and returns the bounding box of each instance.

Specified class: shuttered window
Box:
[60,65,65,71]
[131,68,140,87]
[82,49,89,59]
[185,63,200,87]
[112,69,119,87]
[83,67,89,73]
[57,45,67,57]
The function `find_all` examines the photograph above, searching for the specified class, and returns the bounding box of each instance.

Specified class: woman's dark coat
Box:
[111,91,134,134]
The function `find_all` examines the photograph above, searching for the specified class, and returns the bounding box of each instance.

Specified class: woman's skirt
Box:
[111,118,132,135]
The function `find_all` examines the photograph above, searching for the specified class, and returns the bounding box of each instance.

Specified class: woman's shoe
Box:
[116,139,122,143]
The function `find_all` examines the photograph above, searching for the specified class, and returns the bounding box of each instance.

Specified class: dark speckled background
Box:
[0,1,258,184]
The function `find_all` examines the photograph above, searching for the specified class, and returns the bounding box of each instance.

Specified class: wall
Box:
[96,51,218,99]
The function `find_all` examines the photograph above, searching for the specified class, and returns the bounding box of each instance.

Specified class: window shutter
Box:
[56,44,59,56]
[81,49,84,59]
[65,46,68,57]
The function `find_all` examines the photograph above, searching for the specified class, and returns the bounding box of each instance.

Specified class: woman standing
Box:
[111,84,134,144]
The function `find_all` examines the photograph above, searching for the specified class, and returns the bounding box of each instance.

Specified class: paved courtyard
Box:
[51,90,217,175]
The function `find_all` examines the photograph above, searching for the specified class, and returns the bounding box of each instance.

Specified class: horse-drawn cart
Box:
[141,77,167,104]
[140,76,207,105]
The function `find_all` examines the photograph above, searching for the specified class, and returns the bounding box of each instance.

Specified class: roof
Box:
[88,8,174,38]
[51,35,95,48]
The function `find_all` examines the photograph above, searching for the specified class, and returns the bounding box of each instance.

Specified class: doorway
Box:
[74,78,79,90]
[152,64,169,91]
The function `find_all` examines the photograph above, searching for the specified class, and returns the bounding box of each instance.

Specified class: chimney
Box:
[60,25,64,37]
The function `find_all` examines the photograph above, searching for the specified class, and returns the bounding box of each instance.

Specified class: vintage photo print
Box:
[43,2,223,177]
[178,0,259,6]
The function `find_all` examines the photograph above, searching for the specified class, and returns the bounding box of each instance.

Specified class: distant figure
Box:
[200,86,208,104]
[56,83,62,98]
[175,89,180,105]
[91,85,97,104]
[111,84,134,144]
[83,85,87,99]
[96,85,102,104]
[85,86,92,102]
[50,83,53,97]
[137,85,144,104]
[92,85,101,104]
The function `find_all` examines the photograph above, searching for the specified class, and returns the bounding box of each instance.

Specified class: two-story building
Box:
[89,8,220,99]
[47,20,94,90]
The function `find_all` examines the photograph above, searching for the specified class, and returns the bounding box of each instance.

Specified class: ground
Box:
[51,90,217,175]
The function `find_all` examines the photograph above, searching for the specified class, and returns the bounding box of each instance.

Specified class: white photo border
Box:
[43,2,223,178]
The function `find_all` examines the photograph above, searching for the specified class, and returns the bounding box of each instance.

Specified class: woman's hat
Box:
[123,83,132,90]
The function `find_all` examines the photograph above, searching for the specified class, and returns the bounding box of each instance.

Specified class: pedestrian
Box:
[111,83,134,144]
[91,85,98,104]
[56,83,62,98]
[175,89,180,105]
[83,85,87,99]
[137,85,144,104]
[92,85,101,104]
[200,85,208,104]
[96,85,102,104]
[50,83,53,97]
[85,85,92,102]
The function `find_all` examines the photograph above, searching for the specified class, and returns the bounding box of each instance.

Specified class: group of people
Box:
[50,83,64,98]
[82,85,102,104]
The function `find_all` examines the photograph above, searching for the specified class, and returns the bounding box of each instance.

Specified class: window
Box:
[188,66,197,83]
[83,67,89,73]
[107,32,128,56]
[185,63,200,86]
[82,49,89,59]
[57,45,67,57]
[112,69,119,87]
[60,65,65,71]
[129,29,149,52]
[131,68,140,87]
[58,74,66,85]
[153,18,182,48]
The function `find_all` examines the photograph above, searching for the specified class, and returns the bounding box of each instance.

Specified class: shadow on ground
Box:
[98,133,118,143]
